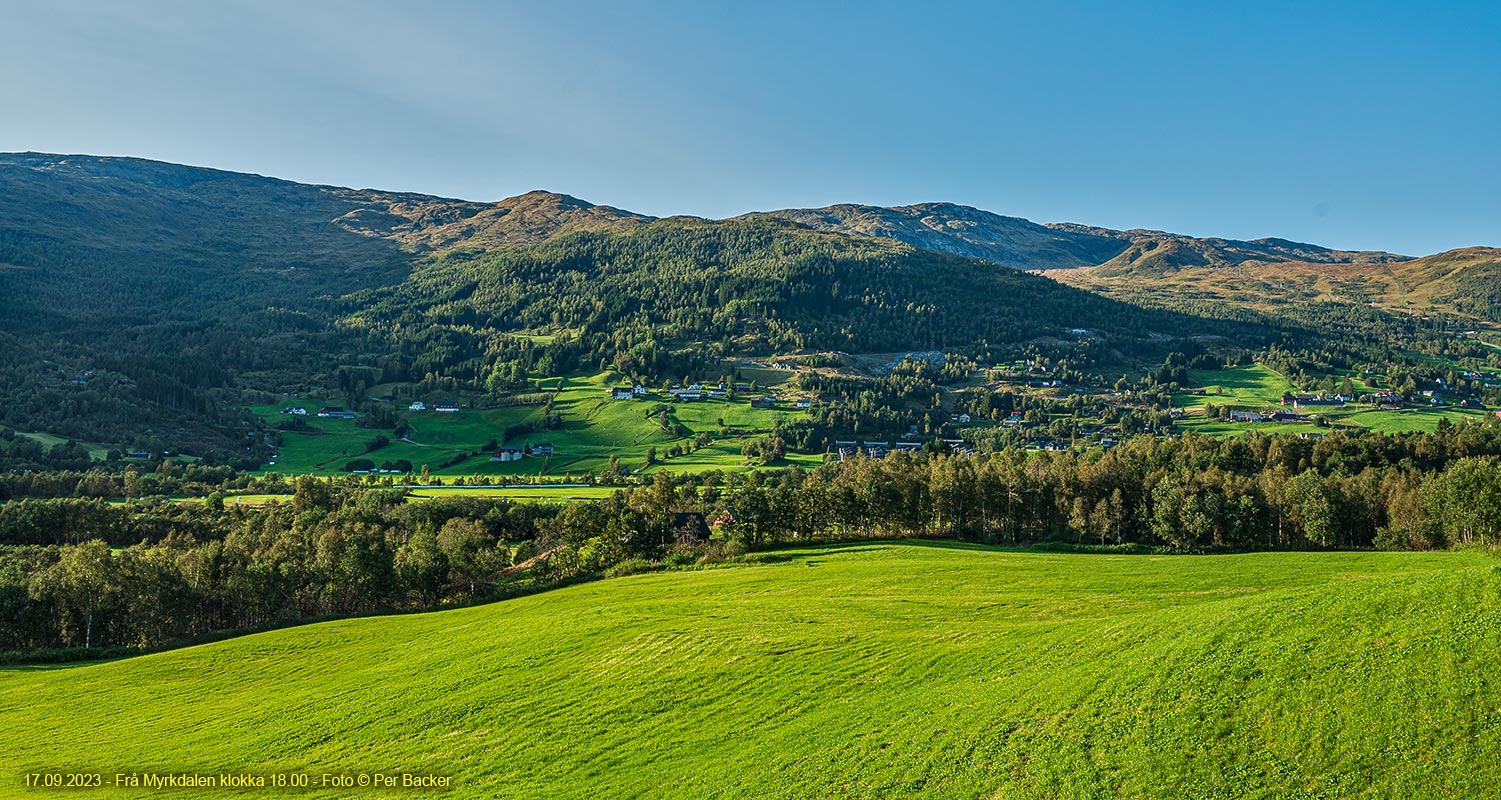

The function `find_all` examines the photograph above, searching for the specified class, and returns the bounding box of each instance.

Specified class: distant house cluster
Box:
[833,438,973,461]
[1230,410,1304,424]
[489,442,555,462]
[1282,393,1346,409]
[669,383,728,401]
[609,385,651,400]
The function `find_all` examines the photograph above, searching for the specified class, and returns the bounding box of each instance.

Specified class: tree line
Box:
[5,426,1501,654]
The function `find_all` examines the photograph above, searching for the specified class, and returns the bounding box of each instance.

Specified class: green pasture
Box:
[1174,364,1295,409]
[250,376,816,478]
[4,544,1499,798]
[406,485,621,502]
[1178,404,1493,437]
[12,432,110,461]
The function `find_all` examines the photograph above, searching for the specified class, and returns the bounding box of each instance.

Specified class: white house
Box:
[408,401,426,411]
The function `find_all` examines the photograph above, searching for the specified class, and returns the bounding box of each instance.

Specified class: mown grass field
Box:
[4,543,1500,798]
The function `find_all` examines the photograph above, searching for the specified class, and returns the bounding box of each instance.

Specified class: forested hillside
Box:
[0,153,1492,467]
[0,154,1239,463]
[343,216,1220,384]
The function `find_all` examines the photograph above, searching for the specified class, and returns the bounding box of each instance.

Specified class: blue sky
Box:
[1,0,1496,254]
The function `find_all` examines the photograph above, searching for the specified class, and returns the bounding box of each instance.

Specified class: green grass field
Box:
[250,372,813,478]
[1174,365,1496,436]
[1175,364,1295,409]
[10,432,111,461]
[5,543,1500,798]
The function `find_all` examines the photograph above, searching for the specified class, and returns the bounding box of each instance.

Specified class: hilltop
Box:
[1052,243,1501,322]
[738,202,1125,269]
[744,201,1405,272]
[3,543,1498,799]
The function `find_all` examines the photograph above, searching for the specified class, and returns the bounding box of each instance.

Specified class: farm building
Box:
[1283,393,1344,408]
[527,443,555,457]
[490,446,525,462]
[316,407,358,419]
[750,397,776,409]
[281,407,307,415]
[672,512,712,544]
[433,402,461,413]
[609,387,634,400]
[409,401,426,411]
[1229,411,1265,423]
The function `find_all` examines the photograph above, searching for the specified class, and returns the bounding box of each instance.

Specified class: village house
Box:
[750,397,776,409]
[433,402,461,413]
[1230,410,1265,423]
[609,387,635,400]
[281,406,308,416]
[1269,411,1303,422]
[408,401,426,411]
[794,400,811,409]
[316,407,359,419]
[527,442,555,457]
[633,385,650,397]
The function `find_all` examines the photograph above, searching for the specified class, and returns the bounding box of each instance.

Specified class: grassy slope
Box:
[251,372,812,478]
[1172,365,1494,435]
[4,544,1500,799]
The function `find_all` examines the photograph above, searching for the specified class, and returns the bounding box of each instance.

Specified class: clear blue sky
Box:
[2,0,1496,255]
